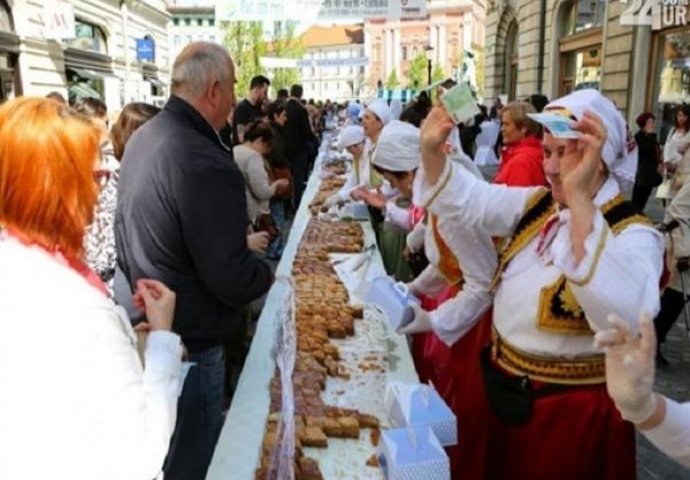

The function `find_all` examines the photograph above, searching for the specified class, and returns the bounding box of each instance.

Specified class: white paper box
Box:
[377,425,450,480]
[356,276,418,330]
[386,382,458,447]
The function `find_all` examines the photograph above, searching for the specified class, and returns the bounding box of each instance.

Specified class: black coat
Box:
[283,99,317,157]
[115,96,273,351]
[635,130,662,187]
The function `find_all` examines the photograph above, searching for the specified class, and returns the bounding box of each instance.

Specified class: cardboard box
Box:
[377,425,450,480]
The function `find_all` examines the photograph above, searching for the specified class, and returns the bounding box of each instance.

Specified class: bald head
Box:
[171,42,236,131]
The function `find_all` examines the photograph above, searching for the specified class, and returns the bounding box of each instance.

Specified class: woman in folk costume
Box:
[367,121,498,469]
[325,125,367,206]
[399,113,547,480]
[663,104,690,197]
[414,89,664,479]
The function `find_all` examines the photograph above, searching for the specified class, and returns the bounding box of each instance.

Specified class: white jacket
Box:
[0,236,183,480]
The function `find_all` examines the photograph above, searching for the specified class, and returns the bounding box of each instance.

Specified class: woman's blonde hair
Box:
[501,101,541,137]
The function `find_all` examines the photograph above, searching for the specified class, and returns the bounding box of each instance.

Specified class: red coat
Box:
[494,136,547,187]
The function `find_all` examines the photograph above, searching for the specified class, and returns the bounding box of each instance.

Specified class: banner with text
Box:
[215,0,426,22]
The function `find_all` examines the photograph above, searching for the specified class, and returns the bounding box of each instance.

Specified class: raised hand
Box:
[561,110,608,204]
[420,106,456,185]
[594,312,657,424]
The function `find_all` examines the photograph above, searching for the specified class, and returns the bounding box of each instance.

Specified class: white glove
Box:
[397,301,433,335]
[594,312,657,424]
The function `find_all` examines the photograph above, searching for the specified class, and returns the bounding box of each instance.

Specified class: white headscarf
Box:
[372,120,420,172]
[545,89,637,194]
[366,99,391,126]
[338,125,365,149]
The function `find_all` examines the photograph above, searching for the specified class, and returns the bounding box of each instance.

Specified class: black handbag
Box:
[479,345,533,425]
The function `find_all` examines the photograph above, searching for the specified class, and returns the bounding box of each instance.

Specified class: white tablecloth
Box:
[206,136,419,480]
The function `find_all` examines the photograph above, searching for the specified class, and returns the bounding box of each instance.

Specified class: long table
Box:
[206,135,419,480]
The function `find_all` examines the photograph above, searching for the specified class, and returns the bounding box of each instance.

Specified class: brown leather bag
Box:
[271,167,293,200]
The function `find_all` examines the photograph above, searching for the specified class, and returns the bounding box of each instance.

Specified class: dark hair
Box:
[290,84,303,99]
[111,102,161,160]
[373,164,417,179]
[74,97,107,119]
[277,88,289,99]
[636,112,655,130]
[675,104,690,129]
[250,75,270,90]
[399,104,427,128]
[244,120,274,143]
[46,91,67,104]
[267,101,286,122]
[528,94,549,113]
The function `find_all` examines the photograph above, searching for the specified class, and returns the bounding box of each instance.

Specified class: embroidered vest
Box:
[430,214,464,286]
[490,189,652,335]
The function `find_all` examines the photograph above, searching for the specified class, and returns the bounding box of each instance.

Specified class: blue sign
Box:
[136,37,155,62]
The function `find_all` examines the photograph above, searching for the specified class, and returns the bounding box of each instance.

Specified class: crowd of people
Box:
[1,38,690,480]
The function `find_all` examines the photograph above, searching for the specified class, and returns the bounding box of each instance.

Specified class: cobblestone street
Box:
[639,198,690,480]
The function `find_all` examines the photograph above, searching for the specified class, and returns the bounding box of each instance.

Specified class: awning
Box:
[68,67,103,81]
[145,76,167,89]
[68,82,102,100]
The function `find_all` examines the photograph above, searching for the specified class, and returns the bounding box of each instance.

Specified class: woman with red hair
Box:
[0,97,183,480]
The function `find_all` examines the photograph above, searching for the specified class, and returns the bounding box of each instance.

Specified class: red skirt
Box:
[485,379,636,480]
[427,310,493,480]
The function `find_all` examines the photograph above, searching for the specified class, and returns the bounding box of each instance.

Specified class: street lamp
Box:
[424,44,434,86]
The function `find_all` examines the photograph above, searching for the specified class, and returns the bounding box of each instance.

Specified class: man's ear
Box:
[206,78,221,107]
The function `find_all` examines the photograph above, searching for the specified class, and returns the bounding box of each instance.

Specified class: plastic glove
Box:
[397,301,433,335]
[594,312,657,424]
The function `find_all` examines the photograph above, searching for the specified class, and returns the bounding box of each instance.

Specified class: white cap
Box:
[372,120,420,172]
[545,89,637,193]
[366,99,391,125]
[338,125,365,149]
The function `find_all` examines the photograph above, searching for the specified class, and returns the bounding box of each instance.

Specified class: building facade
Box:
[298,24,366,102]
[5,0,170,111]
[484,0,687,131]
[363,0,486,93]
[167,2,222,60]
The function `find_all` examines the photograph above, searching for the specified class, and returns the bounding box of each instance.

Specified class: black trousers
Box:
[655,288,686,345]
[290,150,309,210]
[632,183,654,211]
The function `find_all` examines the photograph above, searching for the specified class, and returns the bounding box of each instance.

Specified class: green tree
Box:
[386,69,400,89]
[270,21,304,93]
[473,46,485,98]
[407,52,427,88]
[222,21,266,95]
[432,63,445,83]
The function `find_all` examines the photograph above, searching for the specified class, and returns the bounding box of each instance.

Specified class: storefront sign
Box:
[136,37,156,62]
[43,1,76,40]
[621,0,689,29]
[215,0,426,22]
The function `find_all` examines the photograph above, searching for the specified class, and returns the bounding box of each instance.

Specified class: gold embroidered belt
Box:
[491,327,606,385]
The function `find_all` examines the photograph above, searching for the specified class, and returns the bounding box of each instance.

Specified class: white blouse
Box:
[415,157,664,357]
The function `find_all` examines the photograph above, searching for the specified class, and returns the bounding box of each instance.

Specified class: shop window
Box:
[67,19,108,54]
[560,47,601,94]
[652,30,690,139]
[505,21,518,101]
[0,0,12,32]
[564,0,606,35]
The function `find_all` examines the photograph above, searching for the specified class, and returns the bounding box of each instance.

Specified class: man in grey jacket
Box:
[115,42,272,479]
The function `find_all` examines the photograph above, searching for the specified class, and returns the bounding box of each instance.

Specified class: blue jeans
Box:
[163,346,225,480]
[266,199,285,259]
